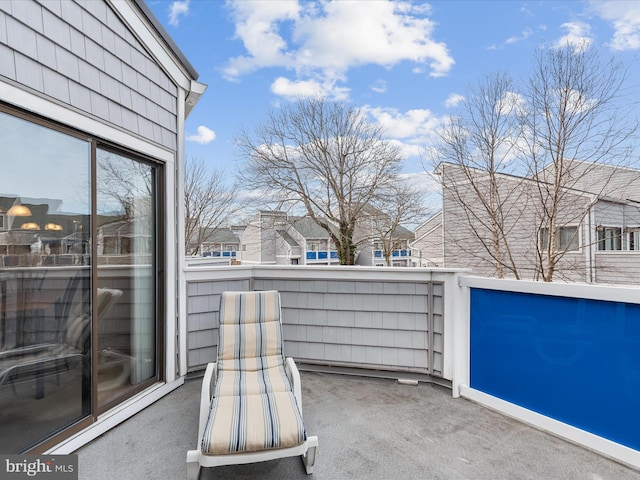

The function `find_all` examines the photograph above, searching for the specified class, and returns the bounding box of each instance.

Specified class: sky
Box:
[145,0,640,209]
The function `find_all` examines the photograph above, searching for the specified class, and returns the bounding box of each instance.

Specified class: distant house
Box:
[412,212,443,268]
[239,209,415,266]
[353,204,415,267]
[188,227,240,259]
[420,161,640,284]
[239,211,339,265]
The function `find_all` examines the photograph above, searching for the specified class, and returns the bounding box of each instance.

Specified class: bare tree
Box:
[184,158,239,256]
[237,97,404,265]
[432,72,526,278]
[365,182,427,266]
[520,42,639,281]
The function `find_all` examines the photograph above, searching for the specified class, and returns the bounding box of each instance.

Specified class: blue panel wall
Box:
[470,288,640,450]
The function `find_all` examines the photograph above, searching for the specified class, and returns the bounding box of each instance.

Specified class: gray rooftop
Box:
[77,371,637,480]
[290,216,333,239]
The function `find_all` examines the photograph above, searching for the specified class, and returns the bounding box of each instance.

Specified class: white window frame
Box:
[539,225,580,252]
[597,226,622,251]
[626,228,640,251]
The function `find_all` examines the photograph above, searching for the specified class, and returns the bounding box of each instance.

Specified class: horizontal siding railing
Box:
[184,265,466,383]
[457,276,640,470]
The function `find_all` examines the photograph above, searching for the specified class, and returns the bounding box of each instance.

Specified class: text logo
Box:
[1,455,77,479]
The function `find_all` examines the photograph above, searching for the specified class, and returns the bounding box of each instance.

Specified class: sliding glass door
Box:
[0,110,92,452]
[0,107,162,452]
[95,148,158,408]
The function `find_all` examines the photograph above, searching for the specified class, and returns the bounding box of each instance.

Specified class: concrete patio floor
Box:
[77,371,638,480]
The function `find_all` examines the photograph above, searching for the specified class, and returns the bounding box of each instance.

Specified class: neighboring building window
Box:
[241,244,246,251]
[539,226,579,251]
[310,243,318,251]
[627,229,640,251]
[0,214,4,230]
[597,226,622,251]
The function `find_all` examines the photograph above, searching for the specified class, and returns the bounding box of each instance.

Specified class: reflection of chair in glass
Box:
[0,283,124,399]
[94,287,129,393]
[186,290,318,479]
[0,272,85,397]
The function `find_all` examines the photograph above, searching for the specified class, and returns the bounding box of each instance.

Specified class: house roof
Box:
[537,159,640,202]
[290,216,334,239]
[278,231,299,247]
[390,224,415,240]
[132,0,199,80]
[200,227,240,244]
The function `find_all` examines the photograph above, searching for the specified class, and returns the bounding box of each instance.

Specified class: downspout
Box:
[587,198,596,283]
[177,80,207,377]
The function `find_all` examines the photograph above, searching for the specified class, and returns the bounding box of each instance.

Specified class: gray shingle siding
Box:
[0,0,178,150]
[186,276,444,377]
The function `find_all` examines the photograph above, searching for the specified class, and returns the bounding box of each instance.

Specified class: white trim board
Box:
[46,378,184,454]
[459,275,640,305]
[459,385,640,471]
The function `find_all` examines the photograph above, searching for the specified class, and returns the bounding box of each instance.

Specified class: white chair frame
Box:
[186,358,318,479]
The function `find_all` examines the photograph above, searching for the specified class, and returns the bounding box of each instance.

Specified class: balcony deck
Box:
[77,371,638,480]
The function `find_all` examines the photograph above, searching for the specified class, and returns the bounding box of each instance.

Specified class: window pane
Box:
[0,111,91,452]
[631,231,640,251]
[539,228,549,250]
[96,149,156,406]
[598,227,622,251]
[559,226,579,251]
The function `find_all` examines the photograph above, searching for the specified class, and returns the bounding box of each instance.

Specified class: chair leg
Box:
[186,450,201,480]
[303,445,317,474]
[186,461,200,480]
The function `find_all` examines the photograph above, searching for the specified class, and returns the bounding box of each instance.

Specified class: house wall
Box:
[0,0,178,151]
[238,223,262,264]
[594,253,640,284]
[590,200,640,284]
[413,212,443,267]
[439,163,590,282]
[561,160,640,202]
[274,233,292,265]
[185,266,453,381]
[594,200,626,226]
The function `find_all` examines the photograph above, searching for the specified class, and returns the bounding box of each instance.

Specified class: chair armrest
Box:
[285,357,302,411]
[197,362,216,444]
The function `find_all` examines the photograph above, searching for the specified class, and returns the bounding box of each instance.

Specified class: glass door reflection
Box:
[0,110,91,452]
[96,148,157,407]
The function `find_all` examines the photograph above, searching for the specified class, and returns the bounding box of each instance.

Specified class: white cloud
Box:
[363,106,446,162]
[168,1,190,27]
[400,171,441,195]
[590,0,640,51]
[445,93,464,108]
[223,0,454,99]
[506,28,533,44]
[371,80,388,94]
[365,106,442,139]
[270,77,350,101]
[553,21,593,52]
[187,126,216,144]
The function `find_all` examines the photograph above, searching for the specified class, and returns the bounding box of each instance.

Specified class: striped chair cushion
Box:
[202,391,306,454]
[217,290,283,366]
[201,290,306,455]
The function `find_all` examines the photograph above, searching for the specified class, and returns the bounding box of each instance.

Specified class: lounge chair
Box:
[186,290,318,479]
